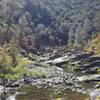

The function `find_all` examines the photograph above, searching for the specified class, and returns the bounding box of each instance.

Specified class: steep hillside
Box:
[0,0,100,51]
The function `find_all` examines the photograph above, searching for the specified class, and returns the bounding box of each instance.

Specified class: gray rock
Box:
[0,85,4,93]
[76,74,100,82]
[90,89,100,100]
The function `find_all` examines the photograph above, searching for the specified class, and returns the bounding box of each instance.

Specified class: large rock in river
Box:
[90,89,100,100]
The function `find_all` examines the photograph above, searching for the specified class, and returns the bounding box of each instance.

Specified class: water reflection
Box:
[16,85,88,100]
[0,85,89,100]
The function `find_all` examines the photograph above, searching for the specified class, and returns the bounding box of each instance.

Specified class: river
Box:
[3,85,88,100]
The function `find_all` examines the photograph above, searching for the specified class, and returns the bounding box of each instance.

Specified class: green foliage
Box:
[26,69,47,78]
[0,47,13,80]
[0,36,32,81]
[16,56,47,78]
[9,37,18,66]
[67,42,74,51]
[85,34,100,55]
[67,42,83,51]
[1,0,100,48]
[0,37,47,82]
[97,69,100,75]
[0,51,32,81]
[0,47,12,84]
[11,55,32,80]
[64,59,80,73]
[0,43,46,81]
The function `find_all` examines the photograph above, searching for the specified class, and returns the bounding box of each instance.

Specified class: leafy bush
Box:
[64,59,80,73]
[85,34,100,55]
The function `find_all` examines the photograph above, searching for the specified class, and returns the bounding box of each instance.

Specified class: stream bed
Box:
[2,84,89,100]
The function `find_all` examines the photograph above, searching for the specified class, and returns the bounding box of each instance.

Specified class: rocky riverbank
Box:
[0,47,100,99]
[20,50,100,99]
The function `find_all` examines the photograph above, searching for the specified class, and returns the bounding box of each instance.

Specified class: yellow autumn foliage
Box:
[85,34,100,55]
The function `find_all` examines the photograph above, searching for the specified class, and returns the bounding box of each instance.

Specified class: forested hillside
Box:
[0,0,100,52]
[0,0,100,99]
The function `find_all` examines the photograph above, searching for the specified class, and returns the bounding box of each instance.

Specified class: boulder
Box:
[45,55,68,66]
[87,56,100,62]
[76,74,100,82]
[72,52,93,61]
[83,61,100,68]
[90,89,100,100]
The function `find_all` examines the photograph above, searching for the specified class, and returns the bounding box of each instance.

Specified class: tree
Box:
[0,1,26,95]
[85,33,100,55]
[9,37,18,67]
[0,0,24,45]
[68,24,76,48]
